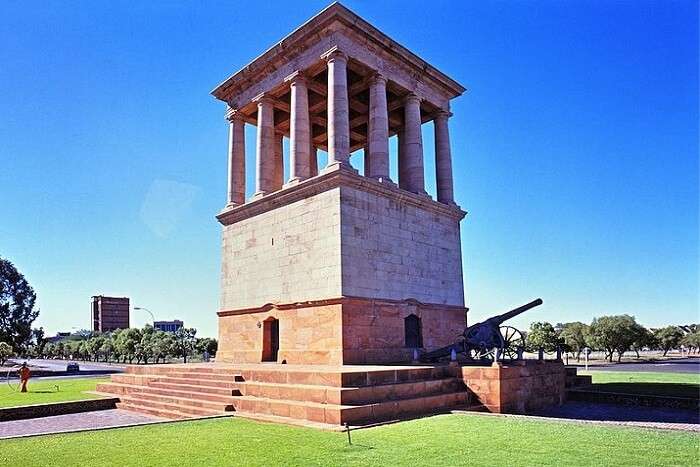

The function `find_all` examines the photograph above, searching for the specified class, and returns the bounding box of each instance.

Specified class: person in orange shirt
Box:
[18,362,31,393]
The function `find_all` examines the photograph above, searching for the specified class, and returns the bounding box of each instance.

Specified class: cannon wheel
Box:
[500,325,525,360]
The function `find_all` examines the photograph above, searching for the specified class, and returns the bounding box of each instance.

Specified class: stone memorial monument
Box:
[214,1,468,366]
[97,3,568,425]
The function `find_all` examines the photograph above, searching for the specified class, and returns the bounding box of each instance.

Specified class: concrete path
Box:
[0,409,164,439]
[529,401,699,432]
[572,357,700,374]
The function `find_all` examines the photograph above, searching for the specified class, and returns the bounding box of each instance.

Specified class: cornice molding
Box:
[216,167,466,226]
[217,295,469,317]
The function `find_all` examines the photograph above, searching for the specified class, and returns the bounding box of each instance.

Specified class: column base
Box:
[250,191,268,200]
[369,175,396,186]
[438,199,459,208]
[321,160,358,175]
[283,177,306,188]
[223,201,243,210]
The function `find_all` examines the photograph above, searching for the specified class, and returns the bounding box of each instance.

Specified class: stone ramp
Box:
[95,363,472,425]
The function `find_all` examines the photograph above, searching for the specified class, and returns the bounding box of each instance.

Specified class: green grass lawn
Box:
[0,377,108,408]
[581,371,700,399]
[0,414,697,466]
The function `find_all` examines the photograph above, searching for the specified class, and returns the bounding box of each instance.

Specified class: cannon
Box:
[420,298,543,362]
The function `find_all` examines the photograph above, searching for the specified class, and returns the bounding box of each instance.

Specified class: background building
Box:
[91,295,129,332]
[154,320,184,333]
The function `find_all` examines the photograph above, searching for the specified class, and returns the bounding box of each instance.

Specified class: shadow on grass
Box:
[590,382,700,399]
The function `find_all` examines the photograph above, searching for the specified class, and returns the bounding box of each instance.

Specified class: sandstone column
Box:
[434,110,455,204]
[272,132,284,191]
[286,72,310,184]
[402,93,426,195]
[363,144,370,177]
[323,49,351,170]
[254,95,275,197]
[397,128,408,190]
[309,140,318,177]
[368,73,390,181]
[225,107,245,206]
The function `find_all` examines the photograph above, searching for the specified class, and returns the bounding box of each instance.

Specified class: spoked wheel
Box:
[500,325,525,360]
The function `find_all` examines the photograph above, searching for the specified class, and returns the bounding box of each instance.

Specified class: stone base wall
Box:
[217,297,467,365]
[342,298,466,364]
[461,360,566,413]
[217,302,344,365]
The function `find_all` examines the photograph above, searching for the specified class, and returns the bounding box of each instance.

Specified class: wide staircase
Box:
[95,363,471,425]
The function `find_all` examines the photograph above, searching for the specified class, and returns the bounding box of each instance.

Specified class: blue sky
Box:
[1,1,697,337]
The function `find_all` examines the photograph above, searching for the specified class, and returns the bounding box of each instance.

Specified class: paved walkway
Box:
[0,409,164,439]
[528,401,699,432]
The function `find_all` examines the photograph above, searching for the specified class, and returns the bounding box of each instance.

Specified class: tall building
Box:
[154,320,184,333]
[91,295,130,332]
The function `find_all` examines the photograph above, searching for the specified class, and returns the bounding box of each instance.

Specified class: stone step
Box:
[231,390,468,425]
[123,391,235,412]
[116,401,191,420]
[125,365,237,377]
[237,376,465,405]
[153,376,240,389]
[234,366,456,388]
[97,382,239,403]
[154,372,239,382]
[149,381,241,396]
[119,394,226,417]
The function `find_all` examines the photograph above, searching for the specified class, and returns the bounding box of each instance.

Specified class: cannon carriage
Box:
[420,298,543,362]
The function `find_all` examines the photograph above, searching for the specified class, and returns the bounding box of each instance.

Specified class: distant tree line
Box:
[525,316,699,362]
[26,325,218,364]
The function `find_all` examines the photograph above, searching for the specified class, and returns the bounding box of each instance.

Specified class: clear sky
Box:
[1,1,697,337]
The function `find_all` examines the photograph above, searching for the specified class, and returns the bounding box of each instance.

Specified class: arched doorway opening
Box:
[262,317,279,362]
[404,314,422,348]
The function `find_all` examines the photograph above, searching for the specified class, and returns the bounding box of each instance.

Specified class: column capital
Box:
[321,46,347,63]
[403,93,421,105]
[252,93,274,106]
[434,109,453,121]
[369,72,387,86]
[284,70,308,85]
[225,106,245,123]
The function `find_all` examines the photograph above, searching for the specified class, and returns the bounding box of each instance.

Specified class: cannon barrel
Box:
[484,298,543,326]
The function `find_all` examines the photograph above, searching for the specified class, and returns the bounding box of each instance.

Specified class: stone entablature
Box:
[212,3,464,111]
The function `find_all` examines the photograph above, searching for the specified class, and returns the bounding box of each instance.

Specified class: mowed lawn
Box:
[0,377,108,408]
[581,371,700,399]
[1,414,698,466]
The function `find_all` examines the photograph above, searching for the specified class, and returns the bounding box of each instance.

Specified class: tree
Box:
[558,322,590,361]
[525,322,561,352]
[630,325,656,358]
[151,331,172,364]
[681,331,700,353]
[589,315,640,362]
[196,337,218,357]
[172,328,197,363]
[0,257,39,352]
[100,337,114,362]
[115,328,141,363]
[0,341,13,365]
[31,327,46,355]
[137,325,157,364]
[654,326,684,356]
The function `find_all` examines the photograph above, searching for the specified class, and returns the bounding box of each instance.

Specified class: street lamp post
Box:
[134,306,156,327]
